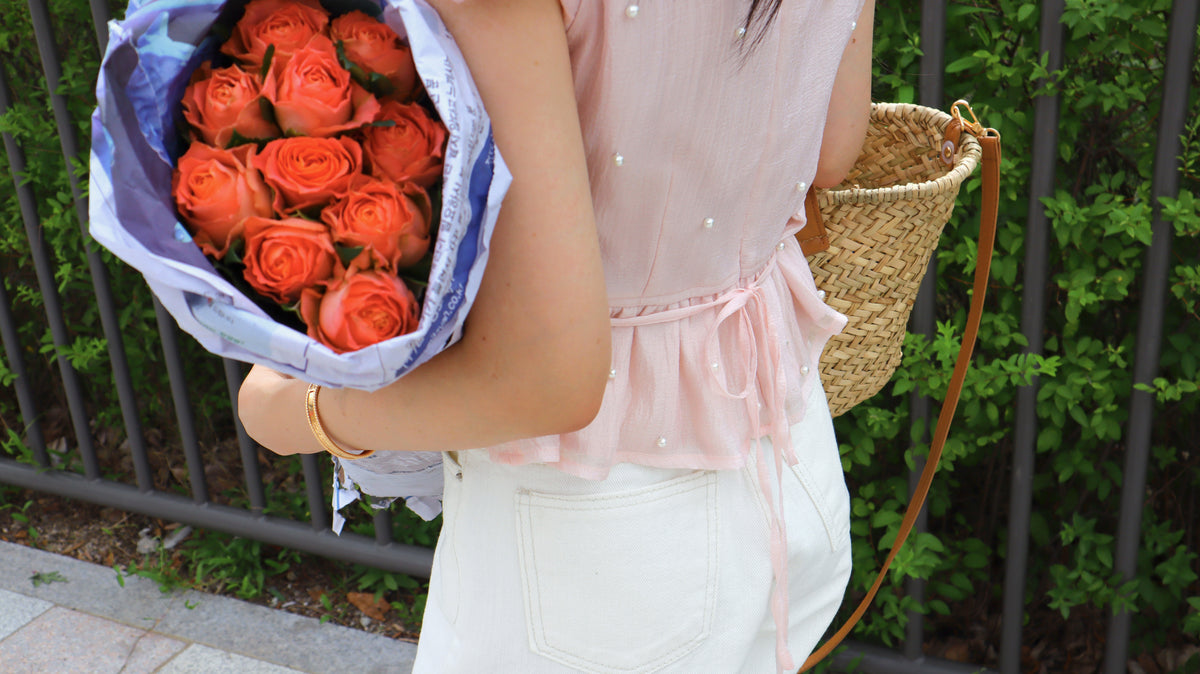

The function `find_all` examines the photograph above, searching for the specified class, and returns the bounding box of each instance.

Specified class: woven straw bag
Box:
[801,102,982,417]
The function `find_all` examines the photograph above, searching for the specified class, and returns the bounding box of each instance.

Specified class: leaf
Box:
[347,591,390,621]
[336,245,365,268]
[259,44,275,80]
[367,72,396,98]
[30,570,68,587]
[945,55,978,74]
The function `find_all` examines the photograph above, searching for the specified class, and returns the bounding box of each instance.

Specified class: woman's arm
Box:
[238,0,611,455]
[813,0,875,189]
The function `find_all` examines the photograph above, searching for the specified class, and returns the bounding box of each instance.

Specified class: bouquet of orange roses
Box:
[173,0,449,355]
[91,0,510,391]
[91,0,510,522]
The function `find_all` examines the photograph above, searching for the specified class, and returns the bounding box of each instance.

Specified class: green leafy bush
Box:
[838,0,1200,665]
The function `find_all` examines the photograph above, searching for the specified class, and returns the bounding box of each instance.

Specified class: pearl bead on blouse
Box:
[625,4,639,18]
[613,153,624,167]
[777,241,786,251]
[800,365,811,375]
[609,368,617,379]
[736,26,747,39]
[703,217,714,229]
[656,436,668,448]
[795,181,807,193]
[817,290,827,300]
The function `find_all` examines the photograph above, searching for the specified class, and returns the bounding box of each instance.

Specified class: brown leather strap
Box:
[799,128,1002,671]
[799,187,830,256]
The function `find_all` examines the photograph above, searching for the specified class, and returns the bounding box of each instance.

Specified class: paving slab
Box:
[0,541,417,673]
[0,588,52,640]
[157,644,306,673]
[0,605,186,674]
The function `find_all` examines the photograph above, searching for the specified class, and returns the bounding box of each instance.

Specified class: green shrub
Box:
[839,0,1200,661]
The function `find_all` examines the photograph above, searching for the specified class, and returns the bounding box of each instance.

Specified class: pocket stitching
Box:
[788,458,846,552]
[516,472,718,673]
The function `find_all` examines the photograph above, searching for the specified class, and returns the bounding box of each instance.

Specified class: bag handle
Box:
[799,104,1002,672]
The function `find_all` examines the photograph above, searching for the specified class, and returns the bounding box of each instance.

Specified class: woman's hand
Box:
[237,364,325,456]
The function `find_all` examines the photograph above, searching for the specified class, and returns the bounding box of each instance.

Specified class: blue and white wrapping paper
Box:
[89,0,510,523]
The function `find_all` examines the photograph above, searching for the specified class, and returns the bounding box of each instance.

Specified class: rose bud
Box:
[362,100,447,189]
[321,177,432,270]
[172,144,273,258]
[330,10,419,101]
[254,136,364,213]
[182,62,280,147]
[241,216,339,305]
[268,34,381,138]
[220,0,329,71]
[300,267,420,353]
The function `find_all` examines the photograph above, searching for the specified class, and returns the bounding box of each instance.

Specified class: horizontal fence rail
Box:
[2,1,1196,672]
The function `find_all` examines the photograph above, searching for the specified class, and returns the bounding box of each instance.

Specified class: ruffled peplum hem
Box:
[488,239,847,479]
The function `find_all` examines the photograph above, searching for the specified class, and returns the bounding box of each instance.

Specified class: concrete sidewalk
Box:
[0,541,417,673]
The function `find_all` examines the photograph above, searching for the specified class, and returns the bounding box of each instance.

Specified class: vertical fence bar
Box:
[153,299,209,503]
[0,280,48,465]
[0,66,99,479]
[374,510,394,545]
[223,359,267,511]
[903,0,947,660]
[301,453,331,531]
[1000,2,1064,672]
[27,0,154,490]
[1104,2,1199,671]
[89,0,111,55]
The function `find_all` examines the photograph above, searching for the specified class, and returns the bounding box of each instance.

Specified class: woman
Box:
[240,0,874,670]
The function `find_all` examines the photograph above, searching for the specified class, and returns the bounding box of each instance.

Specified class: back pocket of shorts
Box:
[515,471,718,673]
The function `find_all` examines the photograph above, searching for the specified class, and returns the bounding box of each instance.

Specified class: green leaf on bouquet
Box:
[334,41,396,99]
[335,41,370,83]
[256,96,278,128]
[397,253,432,290]
[368,120,396,128]
[367,72,396,98]
[224,238,245,266]
[259,44,275,79]
[226,127,275,150]
[336,244,365,268]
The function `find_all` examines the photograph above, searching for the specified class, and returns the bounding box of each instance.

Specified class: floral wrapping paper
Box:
[89,0,510,523]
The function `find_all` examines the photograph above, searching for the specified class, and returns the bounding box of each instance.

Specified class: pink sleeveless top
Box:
[489,0,859,477]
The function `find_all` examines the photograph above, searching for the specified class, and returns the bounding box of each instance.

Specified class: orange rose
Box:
[241,216,339,304]
[255,136,364,213]
[182,62,280,148]
[330,11,419,101]
[172,144,273,258]
[300,267,420,353]
[362,100,447,189]
[268,34,381,137]
[220,0,329,71]
[321,177,432,270]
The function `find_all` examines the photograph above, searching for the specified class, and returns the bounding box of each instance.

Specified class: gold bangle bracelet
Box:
[305,384,375,460]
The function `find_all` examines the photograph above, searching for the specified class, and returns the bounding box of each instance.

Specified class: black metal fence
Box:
[1,1,1197,673]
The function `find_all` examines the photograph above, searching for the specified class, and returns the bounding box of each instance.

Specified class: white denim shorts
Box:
[412,392,851,673]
